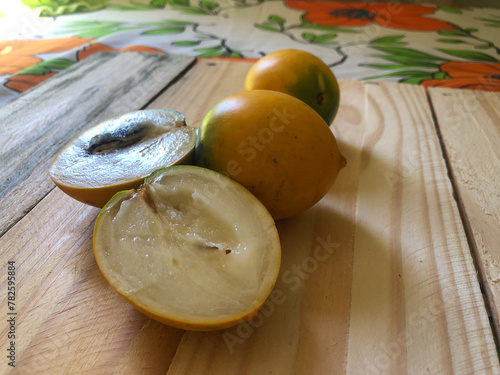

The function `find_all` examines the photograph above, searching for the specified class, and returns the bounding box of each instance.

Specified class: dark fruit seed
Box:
[87,121,153,154]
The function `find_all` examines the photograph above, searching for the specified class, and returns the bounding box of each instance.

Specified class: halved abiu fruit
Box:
[93,165,281,331]
[50,109,197,207]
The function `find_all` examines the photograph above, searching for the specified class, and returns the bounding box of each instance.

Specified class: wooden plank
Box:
[347,82,497,374]
[152,61,499,374]
[0,51,195,237]
[428,87,500,332]
[148,59,252,125]
[0,188,185,374]
[164,77,367,375]
[2,57,498,374]
[0,58,251,375]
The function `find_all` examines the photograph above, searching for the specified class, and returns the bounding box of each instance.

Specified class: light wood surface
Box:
[0,54,499,374]
[429,87,500,334]
[0,52,195,237]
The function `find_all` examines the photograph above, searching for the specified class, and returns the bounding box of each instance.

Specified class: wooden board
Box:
[1,55,499,374]
[155,63,499,374]
[429,87,500,333]
[0,52,195,237]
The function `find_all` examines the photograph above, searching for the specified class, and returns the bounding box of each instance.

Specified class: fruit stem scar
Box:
[316,92,325,106]
[86,121,152,154]
[175,120,186,127]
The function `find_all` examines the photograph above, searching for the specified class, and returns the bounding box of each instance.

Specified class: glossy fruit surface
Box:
[50,109,196,207]
[93,165,281,331]
[244,49,340,125]
[196,90,346,220]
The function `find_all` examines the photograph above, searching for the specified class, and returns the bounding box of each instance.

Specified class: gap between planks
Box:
[156,73,499,373]
[0,52,196,239]
[0,54,198,240]
[425,88,500,351]
[2,57,499,374]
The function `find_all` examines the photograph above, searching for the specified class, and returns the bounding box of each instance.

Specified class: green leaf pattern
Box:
[17,58,75,75]
[2,0,500,101]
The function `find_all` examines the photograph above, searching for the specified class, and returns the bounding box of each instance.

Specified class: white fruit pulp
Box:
[96,168,280,322]
[51,109,195,188]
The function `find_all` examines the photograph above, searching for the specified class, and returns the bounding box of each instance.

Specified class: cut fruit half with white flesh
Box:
[50,109,197,207]
[93,166,281,331]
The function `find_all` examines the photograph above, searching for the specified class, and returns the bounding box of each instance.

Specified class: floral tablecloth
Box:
[1,0,500,108]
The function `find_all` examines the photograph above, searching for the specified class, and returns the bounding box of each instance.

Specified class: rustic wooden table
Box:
[1,52,499,374]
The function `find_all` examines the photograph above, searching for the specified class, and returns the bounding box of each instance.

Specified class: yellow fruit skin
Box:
[57,178,145,208]
[128,299,261,331]
[195,90,346,220]
[244,49,340,125]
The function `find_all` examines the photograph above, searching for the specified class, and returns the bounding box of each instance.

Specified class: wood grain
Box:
[0,52,195,237]
[347,82,497,374]
[1,56,499,374]
[153,62,499,374]
[148,59,252,126]
[429,87,500,333]
[0,188,185,375]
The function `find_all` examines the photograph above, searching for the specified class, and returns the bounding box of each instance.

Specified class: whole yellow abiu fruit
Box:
[195,90,346,220]
[244,49,340,125]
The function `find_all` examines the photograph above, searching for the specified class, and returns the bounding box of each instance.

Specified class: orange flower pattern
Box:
[286,1,456,31]
[4,41,164,94]
[0,38,92,75]
[76,43,164,60]
[1,1,499,101]
[421,62,500,91]
[5,72,57,93]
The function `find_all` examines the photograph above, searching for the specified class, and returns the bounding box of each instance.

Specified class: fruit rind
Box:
[195,90,346,220]
[244,49,340,125]
[50,109,197,207]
